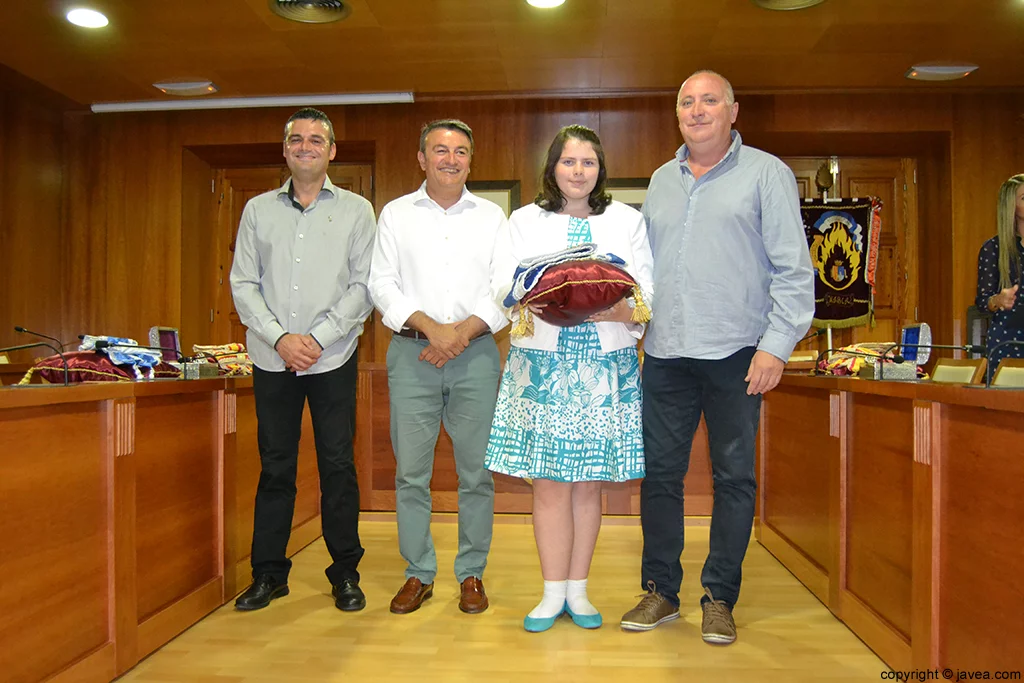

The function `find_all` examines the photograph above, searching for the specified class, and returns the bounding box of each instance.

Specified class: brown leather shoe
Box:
[389,577,433,614]
[458,576,489,614]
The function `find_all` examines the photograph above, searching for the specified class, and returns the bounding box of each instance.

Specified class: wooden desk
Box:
[355,363,716,515]
[758,374,1024,670]
[0,378,321,683]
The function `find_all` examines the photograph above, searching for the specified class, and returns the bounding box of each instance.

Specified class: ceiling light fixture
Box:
[153,80,219,97]
[90,91,415,114]
[905,63,979,81]
[526,0,566,8]
[750,0,825,9]
[66,8,109,28]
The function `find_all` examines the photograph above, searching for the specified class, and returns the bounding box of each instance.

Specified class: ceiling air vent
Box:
[269,0,351,24]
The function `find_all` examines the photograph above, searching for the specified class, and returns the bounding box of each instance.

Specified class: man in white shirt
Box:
[230,108,376,613]
[369,119,508,615]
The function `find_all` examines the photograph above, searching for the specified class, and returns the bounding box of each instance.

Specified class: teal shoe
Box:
[524,605,565,633]
[565,601,603,629]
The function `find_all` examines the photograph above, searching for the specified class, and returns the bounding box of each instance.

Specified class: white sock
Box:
[566,578,598,616]
[528,580,567,619]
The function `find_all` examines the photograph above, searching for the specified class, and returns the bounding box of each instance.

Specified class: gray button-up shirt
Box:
[643,131,814,361]
[229,177,376,375]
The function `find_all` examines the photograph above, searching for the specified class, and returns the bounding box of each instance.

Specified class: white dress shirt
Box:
[491,201,655,353]
[369,183,508,334]
[229,177,376,375]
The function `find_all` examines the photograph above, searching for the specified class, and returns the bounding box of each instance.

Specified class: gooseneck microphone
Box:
[879,342,986,362]
[985,340,1024,387]
[14,325,65,352]
[0,341,69,386]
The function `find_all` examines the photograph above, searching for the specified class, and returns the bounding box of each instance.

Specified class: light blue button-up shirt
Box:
[642,131,814,361]
[229,177,376,375]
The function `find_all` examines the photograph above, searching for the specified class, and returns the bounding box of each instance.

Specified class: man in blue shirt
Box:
[230,108,376,613]
[620,71,814,643]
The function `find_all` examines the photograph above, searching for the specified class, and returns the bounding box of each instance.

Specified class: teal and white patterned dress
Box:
[484,216,645,483]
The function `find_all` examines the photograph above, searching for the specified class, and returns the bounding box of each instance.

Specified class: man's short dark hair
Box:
[418,119,474,155]
[284,107,335,145]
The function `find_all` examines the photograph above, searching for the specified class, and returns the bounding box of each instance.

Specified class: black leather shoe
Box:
[332,578,366,612]
[235,574,289,611]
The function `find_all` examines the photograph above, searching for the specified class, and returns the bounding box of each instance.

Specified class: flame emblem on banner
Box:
[810,223,861,291]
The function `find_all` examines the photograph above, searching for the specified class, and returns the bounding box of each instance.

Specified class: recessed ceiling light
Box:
[905,63,979,81]
[66,8,109,28]
[527,0,566,8]
[750,0,825,9]
[153,80,219,97]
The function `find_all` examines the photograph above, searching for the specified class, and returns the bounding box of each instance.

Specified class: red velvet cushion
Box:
[523,260,636,327]
[31,351,181,384]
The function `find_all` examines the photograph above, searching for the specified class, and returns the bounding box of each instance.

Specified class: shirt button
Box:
[299,234,304,239]
[295,258,301,263]
[291,312,297,318]
[293,285,299,290]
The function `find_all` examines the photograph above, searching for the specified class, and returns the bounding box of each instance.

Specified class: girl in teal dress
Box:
[486,125,654,632]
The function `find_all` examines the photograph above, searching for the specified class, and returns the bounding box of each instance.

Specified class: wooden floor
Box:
[118,517,886,682]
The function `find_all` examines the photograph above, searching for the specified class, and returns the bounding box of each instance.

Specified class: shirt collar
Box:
[676,130,742,167]
[412,181,478,211]
[278,175,338,205]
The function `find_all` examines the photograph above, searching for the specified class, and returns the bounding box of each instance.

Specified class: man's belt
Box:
[393,329,489,341]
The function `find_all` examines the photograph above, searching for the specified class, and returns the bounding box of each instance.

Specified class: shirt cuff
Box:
[381,301,418,333]
[263,321,288,349]
[472,301,510,334]
[757,328,798,363]
[308,322,337,350]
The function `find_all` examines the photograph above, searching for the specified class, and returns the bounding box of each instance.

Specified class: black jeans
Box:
[251,356,363,586]
[640,348,760,608]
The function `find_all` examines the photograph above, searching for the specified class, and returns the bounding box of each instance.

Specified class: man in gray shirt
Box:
[230,108,376,613]
[619,72,814,643]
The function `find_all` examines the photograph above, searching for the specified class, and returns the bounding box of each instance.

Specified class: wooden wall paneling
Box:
[950,93,1024,349]
[936,403,1024,669]
[911,400,936,669]
[110,397,139,675]
[354,365,375,510]
[839,392,914,668]
[225,382,259,596]
[132,382,222,659]
[761,384,834,569]
[915,138,955,356]
[180,149,219,353]
[0,390,120,683]
[0,87,65,361]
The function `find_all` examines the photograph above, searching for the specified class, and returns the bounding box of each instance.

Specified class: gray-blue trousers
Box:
[386,334,499,584]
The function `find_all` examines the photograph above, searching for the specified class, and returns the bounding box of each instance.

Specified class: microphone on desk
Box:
[796,328,828,345]
[879,342,986,364]
[14,325,66,352]
[0,341,69,386]
[984,340,1024,387]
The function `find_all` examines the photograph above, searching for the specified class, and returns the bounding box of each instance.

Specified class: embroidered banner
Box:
[802,198,882,328]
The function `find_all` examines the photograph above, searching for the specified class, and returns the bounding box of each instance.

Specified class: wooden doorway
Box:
[784,156,919,353]
[213,163,375,350]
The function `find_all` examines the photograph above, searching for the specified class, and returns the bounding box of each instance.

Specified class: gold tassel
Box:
[510,305,535,338]
[17,368,35,385]
[630,286,652,323]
